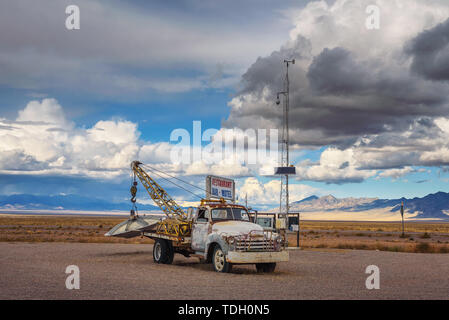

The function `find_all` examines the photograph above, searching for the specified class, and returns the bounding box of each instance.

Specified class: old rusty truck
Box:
[105,161,289,273]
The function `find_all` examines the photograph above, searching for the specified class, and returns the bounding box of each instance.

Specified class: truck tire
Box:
[165,241,174,264]
[212,245,232,273]
[153,239,174,264]
[256,263,276,273]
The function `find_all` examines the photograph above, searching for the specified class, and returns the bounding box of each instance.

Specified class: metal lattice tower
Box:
[277,59,295,223]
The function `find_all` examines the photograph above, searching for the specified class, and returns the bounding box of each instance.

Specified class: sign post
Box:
[400,201,405,237]
[297,212,300,248]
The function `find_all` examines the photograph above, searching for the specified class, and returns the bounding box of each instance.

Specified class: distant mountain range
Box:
[282,192,449,220]
[2,191,449,221]
[0,194,159,212]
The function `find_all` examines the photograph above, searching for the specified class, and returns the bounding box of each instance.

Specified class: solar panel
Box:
[275,167,296,175]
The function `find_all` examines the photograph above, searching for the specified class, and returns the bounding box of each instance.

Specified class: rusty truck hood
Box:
[211,220,263,236]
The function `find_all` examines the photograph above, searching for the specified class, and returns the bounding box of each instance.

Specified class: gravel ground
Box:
[0,242,448,300]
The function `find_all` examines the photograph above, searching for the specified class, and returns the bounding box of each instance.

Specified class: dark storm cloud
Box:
[406,18,449,81]
[307,48,368,94]
[225,42,449,148]
[239,36,312,96]
[0,0,306,100]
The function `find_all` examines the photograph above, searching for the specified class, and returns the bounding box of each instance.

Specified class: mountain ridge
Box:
[0,194,160,212]
[283,192,449,219]
[2,191,449,220]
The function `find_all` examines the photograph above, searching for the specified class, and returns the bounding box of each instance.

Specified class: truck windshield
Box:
[211,208,250,221]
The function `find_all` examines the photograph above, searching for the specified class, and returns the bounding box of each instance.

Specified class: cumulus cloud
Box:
[0,98,140,178]
[0,99,277,180]
[377,167,414,180]
[184,160,251,177]
[9,100,437,187]
[296,147,376,184]
[352,117,449,169]
[226,0,449,145]
[237,177,318,207]
[17,98,69,126]
[0,99,314,206]
[291,114,449,184]
[2,96,442,206]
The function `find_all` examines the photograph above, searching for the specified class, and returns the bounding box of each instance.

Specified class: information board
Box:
[205,175,235,202]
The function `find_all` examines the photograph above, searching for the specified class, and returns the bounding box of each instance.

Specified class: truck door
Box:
[191,208,209,252]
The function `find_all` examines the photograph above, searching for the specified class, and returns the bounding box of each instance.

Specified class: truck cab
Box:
[190,199,289,273]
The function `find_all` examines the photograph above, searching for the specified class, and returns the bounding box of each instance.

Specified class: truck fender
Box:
[205,233,229,261]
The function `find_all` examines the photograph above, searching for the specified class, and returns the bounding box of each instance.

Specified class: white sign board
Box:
[206,175,235,202]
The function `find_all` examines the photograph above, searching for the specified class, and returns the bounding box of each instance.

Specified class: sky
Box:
[1,0,449,210]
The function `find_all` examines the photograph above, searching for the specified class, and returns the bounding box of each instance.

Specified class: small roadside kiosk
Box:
[248,212,301,247]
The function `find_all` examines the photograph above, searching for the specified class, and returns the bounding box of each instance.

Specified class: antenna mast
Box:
[275,59,296,233]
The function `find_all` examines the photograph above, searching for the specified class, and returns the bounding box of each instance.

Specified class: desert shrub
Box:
[439,246,449,253]
[415,242,433,253]
[420,232,431,239]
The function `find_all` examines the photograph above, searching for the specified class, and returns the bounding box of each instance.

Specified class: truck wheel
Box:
[165,241,174,264]
[256,263,276,273]
[212,245,232,273]
[153,239,174,264]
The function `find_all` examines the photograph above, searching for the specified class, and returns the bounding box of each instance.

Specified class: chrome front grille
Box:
[231,230,281,252]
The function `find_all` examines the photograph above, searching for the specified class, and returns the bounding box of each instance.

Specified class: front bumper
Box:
[226,250,289,264]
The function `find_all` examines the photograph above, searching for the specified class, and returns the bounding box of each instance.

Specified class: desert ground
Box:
[1,214,448,253]
[1,214,448,300]
[1,242,448,299]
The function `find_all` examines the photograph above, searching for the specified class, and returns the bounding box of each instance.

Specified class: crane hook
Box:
[130,181,137,203]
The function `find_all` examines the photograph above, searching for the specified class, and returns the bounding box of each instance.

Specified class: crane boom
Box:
[131,161,188,221]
